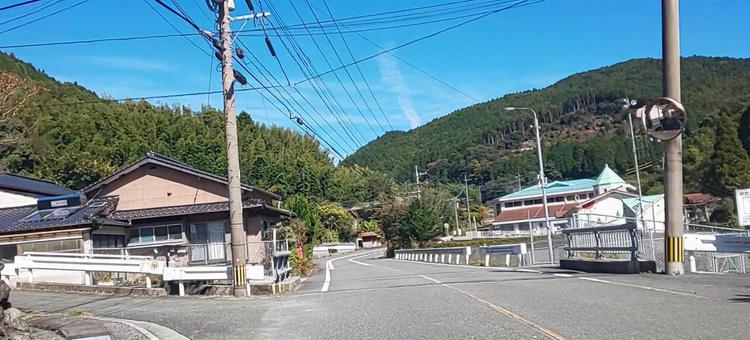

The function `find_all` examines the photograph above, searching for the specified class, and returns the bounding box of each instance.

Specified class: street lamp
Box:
[504,107,555,263]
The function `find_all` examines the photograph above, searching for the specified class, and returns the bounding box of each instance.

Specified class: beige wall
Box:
[94,166,229,210]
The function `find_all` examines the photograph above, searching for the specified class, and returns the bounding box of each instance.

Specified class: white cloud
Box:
[376,52,421,129]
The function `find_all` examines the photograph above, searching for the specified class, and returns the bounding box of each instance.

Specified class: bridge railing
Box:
[395,246,471,265]
[561,223,638,261]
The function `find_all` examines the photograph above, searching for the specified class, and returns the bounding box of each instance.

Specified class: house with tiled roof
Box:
[0,172,75,208]
[483,165,634,236]
[0,152,291,275]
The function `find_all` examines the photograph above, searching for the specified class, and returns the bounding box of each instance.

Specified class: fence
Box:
[570,212,750,273]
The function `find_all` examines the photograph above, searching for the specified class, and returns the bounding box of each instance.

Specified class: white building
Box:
[484,165,633,236]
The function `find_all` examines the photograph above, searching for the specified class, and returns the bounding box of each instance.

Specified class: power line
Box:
[0,0,90,34]
[0,0,529,48]
[0,0,42,12]
[0,0,61,26]
[295,0,538,86]
[318,0,394,131]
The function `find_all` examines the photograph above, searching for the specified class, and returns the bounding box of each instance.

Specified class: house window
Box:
[132,225,183,244]
[523,200,534,206]
[93,235,125,249]
[533,199,542,205]
[566,195,576,201]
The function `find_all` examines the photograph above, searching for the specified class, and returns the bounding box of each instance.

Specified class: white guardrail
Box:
[4,252,271,296]
[395,246,471,265]
[479,243,527,267]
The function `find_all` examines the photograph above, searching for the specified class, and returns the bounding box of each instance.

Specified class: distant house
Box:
[0,152,291,271]
[0,172,74,208]
[357,232,381,248]
[484,165,634,236]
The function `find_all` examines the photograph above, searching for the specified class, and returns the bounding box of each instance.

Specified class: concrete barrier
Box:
[395,247,471,265]
[479,243,527,267]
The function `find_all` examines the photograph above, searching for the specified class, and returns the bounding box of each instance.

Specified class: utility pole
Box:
[662,0,684,275]
[414,165,426,200]
[452,198,460,235]
[464,175,472,231]
[218,0,248,297]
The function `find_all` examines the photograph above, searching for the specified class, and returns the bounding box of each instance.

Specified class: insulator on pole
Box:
[265,36,277,57]
[214,51,223,63]
[211,38,223,52]
[233,70,248,85]
[235,47,245,59]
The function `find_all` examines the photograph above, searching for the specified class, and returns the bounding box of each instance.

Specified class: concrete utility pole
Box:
[414,165,426,200]
[452,198,460,234]
[505,107,555,263]
[662,0,684,275]
[218,0,248,297]
[464,175,472,231]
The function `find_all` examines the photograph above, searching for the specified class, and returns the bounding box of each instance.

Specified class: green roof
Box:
[622,194,664,211]
[499,178,597,200]
[596,164,626,186]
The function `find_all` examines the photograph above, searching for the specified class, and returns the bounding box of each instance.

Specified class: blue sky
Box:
[2,0,749,158]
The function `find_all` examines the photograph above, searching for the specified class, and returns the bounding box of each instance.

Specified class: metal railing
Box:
[561,223,639,261]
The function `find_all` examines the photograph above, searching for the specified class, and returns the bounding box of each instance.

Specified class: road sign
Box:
[736,188,750,227]
[641,97,686,141]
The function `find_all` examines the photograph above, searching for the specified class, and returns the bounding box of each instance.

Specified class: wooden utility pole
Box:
[662,0,684,275]
[218,0,248,297]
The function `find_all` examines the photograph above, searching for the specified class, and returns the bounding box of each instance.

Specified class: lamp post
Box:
[504,107,554,263]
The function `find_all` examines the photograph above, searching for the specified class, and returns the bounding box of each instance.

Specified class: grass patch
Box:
[65,310,92,317]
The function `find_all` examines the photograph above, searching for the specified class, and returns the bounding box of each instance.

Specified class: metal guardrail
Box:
[561,223,639,261]
[395,246,471,265]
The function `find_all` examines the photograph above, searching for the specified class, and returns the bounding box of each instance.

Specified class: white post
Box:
[689,254,696,273]
[456,255,460,264]
[465,254,470,265]
[84,272,92,285]
[179,282,186,296]
[145,275,152,289]
[441,254,445,263]
[505,254,511,267]
[448,254,453,263]
[28,268,33,283]
[485,254,490,267]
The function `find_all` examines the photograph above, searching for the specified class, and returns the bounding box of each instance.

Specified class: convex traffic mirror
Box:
[641,97,686,141]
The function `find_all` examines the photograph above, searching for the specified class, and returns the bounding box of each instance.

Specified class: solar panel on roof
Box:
[20,207,77,222]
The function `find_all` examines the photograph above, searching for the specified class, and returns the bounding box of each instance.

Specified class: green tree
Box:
[400,200,441,247]
[374,197,407,257]
[317,202,356,242]
[706,114,750,196]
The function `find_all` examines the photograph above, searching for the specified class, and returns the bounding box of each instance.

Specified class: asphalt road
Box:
[11,249,750,339]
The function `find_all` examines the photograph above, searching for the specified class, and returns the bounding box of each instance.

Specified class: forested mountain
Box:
[0,51,392,205]
[343,57,750,200]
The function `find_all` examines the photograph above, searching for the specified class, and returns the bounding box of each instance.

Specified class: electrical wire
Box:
[0,0,90,34]
[295,0,538,86]
[0,0,42,11]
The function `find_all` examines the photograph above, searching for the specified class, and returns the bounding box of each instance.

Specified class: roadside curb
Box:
[84,316,189,340]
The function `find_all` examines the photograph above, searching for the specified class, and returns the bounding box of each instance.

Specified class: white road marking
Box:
[516,268,542,273]
[321,260,332,292]
[578,277,707,299]
[552,273,573,278]
[347,253,373,267]
[320,249,383,293]
[418,274,442,284]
